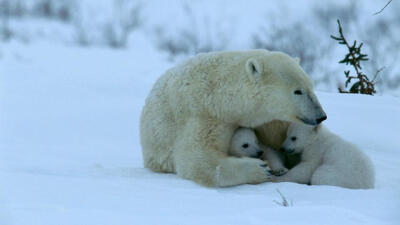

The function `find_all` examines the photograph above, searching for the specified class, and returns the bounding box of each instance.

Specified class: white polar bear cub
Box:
[277,123,375,189]
[228,128,264,158]
[229,128,288,176]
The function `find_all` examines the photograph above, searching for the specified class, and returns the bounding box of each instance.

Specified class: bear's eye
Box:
[242,143,249,148]
[294,90,302,95]
[291,137,297,141]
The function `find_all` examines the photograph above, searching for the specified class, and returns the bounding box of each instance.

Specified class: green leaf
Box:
[330,35,342,41]
[352,40,357,49]
[345,79,351,87]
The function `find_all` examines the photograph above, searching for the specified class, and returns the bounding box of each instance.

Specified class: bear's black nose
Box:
[316,115,327,124]
[257,151,263,157]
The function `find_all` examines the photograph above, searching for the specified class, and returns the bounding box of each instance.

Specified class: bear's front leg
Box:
[262,145,288,176]
[274,159,319,184]
[173,117,273,187]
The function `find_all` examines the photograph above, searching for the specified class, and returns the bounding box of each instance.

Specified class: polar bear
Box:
[228,128,264,158]
[140,49,327,187]
[276,123,375,189]
[229,127,288,176]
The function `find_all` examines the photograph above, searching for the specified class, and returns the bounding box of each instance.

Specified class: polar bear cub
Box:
[229,128,288,176]
[229,128,263,158]
[277,123,375,189]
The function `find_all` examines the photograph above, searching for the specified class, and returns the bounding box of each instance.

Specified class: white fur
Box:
[261,145,289,176]
[140,49,326,187]
[229,128,288,176]
[276,123,375,189]
[228,128,263,158]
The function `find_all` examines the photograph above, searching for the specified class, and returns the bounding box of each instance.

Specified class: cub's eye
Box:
[291,137,297,141]
[242,143,249,148]
[294,90,302,95]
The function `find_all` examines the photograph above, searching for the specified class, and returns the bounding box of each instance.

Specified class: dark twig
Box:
[372,67,385,82]
[373,0,392,15]
[273,189,292,207]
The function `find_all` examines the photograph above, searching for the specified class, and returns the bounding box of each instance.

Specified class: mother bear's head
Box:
[208,50,327,128]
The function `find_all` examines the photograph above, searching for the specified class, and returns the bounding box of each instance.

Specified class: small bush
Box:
[331,20,380,95]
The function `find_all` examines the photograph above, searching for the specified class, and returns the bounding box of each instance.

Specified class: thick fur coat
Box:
[277,123,375,189]
[140,49,326,186]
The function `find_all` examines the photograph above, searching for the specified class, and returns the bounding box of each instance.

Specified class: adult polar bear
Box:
[140,50,327,187]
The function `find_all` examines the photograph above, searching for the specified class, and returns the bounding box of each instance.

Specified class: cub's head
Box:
[229,128,263,158]
[280,123,319,154]
[232,50,327,128]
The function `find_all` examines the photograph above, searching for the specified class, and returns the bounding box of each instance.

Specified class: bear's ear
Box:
[294,57,300,64]
[246,58,263,80]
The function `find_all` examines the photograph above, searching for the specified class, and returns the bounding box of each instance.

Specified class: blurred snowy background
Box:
[1,0,400,94]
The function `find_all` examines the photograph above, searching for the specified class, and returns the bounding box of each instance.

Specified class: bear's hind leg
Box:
[311,165,345,187]
[173,117,273,187]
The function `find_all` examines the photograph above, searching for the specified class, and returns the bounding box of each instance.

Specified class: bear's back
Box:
[160,50,268,110]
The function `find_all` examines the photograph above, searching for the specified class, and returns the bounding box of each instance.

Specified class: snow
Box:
[1,38,400,225]
[1,0,400,223]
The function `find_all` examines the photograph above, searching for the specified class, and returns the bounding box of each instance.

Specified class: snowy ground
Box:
[1,39,400,225]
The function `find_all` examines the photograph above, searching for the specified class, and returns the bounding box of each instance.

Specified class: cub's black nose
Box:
[257,151,263,157]
[316,115,327,124]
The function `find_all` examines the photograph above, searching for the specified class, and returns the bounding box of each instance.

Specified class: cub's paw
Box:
[259,164,274,181]
[238,157,274,183]
[272,168,288,176]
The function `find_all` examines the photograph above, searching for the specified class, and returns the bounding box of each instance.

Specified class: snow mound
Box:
[0,43,399,225]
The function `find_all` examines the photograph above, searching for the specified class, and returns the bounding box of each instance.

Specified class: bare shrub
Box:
[253,22,324,76]
[102,0,143,48]
[0,0,75,42]
[0,0,27,18]
[32,0,73,22]
[72,0,143,48]
[73,19,90,47]
[155,3,229,59]
[313,1,359,31]
[0,0,13,41]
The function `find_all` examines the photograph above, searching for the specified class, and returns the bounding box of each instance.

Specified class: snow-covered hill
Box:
[1,41,399,225]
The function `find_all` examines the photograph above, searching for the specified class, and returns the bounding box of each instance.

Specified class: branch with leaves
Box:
[331,19,381,95]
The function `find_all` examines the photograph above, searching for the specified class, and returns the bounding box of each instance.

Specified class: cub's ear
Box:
[246,58,263,80]
[294,57,300,64]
